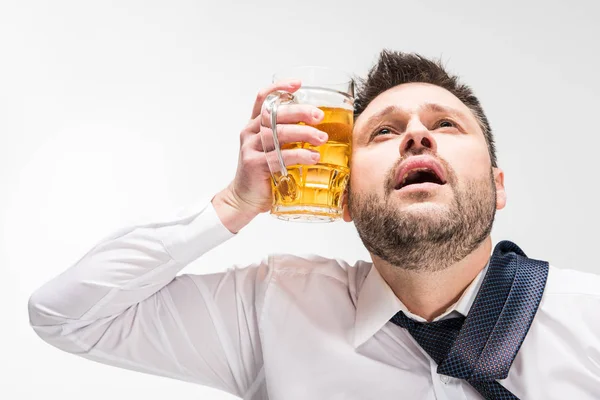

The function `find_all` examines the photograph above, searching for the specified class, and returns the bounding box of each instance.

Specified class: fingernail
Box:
[311,152,320,162]
[319,132,328,142]
[313,109,324,120]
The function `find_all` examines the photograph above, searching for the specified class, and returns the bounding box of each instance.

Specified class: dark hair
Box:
[354,50,497,167]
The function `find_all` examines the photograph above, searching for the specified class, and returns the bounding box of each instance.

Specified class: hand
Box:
[217,80,328,226]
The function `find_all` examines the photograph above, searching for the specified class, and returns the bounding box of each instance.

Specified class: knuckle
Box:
[240,129,250,143]
[303,104,316,115]
[276,124,289,141]
[256,85,278,103]
[240,146,254,163]
[309,126,321,138]
[255,89,267,103]
[247,154,264,168]
[291,148,307,160]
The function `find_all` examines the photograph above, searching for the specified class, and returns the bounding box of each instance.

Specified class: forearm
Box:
[27,196,267,395]
[28,197,234,328]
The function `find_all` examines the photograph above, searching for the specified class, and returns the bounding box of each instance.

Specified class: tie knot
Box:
[391,311,465,331]
[390,311,466,366]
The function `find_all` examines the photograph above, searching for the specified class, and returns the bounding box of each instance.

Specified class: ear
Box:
[342,187,353,222]
[494,167,507,210]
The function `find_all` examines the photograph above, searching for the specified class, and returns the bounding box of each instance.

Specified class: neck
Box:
[374,237,492,322]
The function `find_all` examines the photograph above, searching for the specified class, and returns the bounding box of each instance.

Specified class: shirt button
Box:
[439,374,450,384]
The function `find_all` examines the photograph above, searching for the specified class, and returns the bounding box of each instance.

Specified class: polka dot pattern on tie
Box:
[390,240,549,400]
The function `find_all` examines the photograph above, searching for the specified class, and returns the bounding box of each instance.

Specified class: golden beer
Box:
[271,106,353,221]
[260,66,354,222]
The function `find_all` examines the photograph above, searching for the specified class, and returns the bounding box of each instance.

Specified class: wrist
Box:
[212,187,259,234]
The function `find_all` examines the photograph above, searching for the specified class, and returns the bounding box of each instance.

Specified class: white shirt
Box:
[28,198,600,399]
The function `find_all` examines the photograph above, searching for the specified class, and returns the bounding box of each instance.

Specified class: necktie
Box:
[390,240,549,400]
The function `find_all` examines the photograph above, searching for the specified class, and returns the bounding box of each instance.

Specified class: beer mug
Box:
[260,66,354,222]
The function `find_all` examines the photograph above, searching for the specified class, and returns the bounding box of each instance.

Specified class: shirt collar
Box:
[353,262,489,348]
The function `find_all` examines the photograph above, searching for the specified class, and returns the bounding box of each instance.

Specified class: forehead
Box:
[355,82,476,130]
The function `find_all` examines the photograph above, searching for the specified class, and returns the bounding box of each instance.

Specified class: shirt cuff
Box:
[160,196,236,265]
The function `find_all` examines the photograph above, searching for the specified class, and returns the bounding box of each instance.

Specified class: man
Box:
[28,50,600,399]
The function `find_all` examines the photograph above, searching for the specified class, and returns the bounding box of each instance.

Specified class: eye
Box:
[435,119,456,129]
[371,127,394,139]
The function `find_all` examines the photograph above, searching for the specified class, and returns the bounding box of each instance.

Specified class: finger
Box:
[263,148,321,171]
[262,124,328,149]
[240,116,261,144]
[281,148,321,166]
[265,104,325,125]
[245,115,260,132]
[251,80,302,119]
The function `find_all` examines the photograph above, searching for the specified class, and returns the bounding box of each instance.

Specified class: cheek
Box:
[438,136,490,180]
[350,151,391,191]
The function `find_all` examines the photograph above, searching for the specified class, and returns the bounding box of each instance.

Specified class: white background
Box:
[1,0,599,398]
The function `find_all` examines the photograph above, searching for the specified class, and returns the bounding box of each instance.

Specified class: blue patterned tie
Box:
[390,241,549,400]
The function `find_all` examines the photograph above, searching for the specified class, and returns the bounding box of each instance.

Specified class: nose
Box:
[399,118,438,157]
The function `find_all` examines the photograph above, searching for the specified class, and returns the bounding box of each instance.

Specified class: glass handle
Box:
[259,90,298,201]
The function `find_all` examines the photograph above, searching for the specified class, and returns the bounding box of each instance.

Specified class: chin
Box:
[400,201,449,213]
[393,189,452,206]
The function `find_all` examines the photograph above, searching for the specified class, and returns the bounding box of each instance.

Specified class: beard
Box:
[347,160,497,273]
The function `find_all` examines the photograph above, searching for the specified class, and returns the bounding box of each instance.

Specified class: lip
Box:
[395,156,447,190]
[394,181,445,194]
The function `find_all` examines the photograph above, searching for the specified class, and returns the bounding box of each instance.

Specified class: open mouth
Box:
[395,167,446,190]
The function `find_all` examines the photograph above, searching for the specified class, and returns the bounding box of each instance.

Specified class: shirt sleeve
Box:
[27,197,271,398]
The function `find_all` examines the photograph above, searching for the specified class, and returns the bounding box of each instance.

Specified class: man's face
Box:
[343,83,506,271]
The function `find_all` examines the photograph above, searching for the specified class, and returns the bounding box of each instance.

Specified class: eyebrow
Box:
[361,102,472,133]
[421,102,470,121]
[362,105,404,132]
